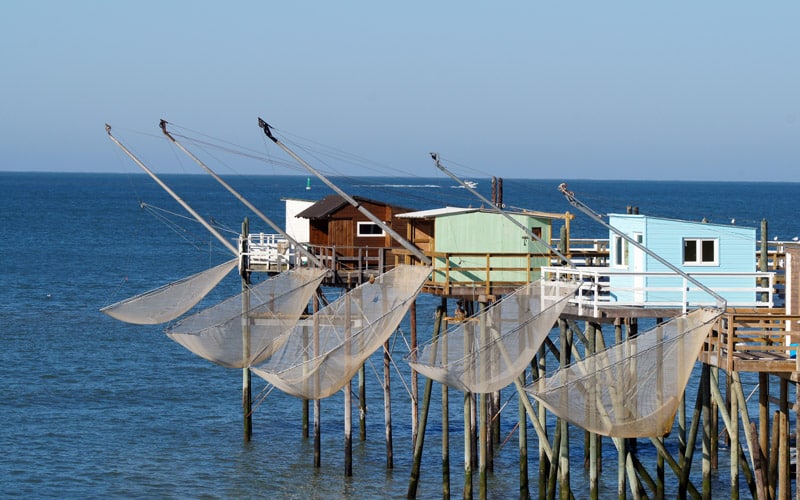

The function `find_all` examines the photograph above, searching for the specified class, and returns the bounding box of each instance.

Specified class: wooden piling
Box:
[359,364,367,441]
[344,293,353,477]
[313,292,321,468]
[519,372,530,500]
[558,318,570,500]
[241,218,252,443]
[411,300,419,451]
[407,305,444,498]
[464,390,474,500]
[384,339,393,468]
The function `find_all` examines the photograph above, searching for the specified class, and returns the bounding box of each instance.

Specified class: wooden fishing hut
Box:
[396,206,574,298]
[293,194,413,286]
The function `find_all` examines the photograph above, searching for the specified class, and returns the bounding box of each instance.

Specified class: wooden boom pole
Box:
[258,118,432,266]
[159,120,324,269]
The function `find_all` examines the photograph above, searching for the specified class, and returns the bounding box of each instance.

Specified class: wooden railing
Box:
[704,309,800,373]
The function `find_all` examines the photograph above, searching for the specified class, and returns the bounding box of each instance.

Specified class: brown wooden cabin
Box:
[297,194,415,282]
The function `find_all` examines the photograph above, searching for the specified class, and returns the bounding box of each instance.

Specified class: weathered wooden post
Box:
[241,217,253,442]
[344,292,353,477]
[313,293,322,467]
[407,304,444,498]
[519,372,530,500]
[359,364,367,442]
[384,338,393,468]
[558,318,570,500]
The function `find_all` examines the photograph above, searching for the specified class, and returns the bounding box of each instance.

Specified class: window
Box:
[683,238,718,265]
[613,235,628,267]
[357,221,385,237]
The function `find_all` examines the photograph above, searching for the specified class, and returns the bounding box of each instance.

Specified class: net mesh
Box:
[407,280,579,394]
[166,267,327,368]
[251,265,431,400]
[526,307,721,438]
[100,259,238,325]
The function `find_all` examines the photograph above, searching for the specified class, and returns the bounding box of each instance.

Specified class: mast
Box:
[105,124,238,256]
[258,118,432,266]
[431,153,574,267]
[558,182,727,310]
[159,119,325,269]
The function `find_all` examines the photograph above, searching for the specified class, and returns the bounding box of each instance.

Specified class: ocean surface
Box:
[2,171,799,498]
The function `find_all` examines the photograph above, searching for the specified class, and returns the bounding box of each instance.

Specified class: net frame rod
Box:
[431,153,574,267]
[105,123,238,256]
[160,120,325,268]
[258,118,432,266]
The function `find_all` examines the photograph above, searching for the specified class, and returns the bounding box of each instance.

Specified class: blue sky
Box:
[2,2,798,180]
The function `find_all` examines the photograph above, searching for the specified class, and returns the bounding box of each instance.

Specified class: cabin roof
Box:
[397,207,476,219]
[609,213,751,231]
[297,194,414,219]
[397,206,567,221]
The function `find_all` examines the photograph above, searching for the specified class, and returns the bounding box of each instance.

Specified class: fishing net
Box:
[407,280,579,394]
[100,259,238,325]
[166,267,327,368]
[251,265,431,400]
[526,307,721,438]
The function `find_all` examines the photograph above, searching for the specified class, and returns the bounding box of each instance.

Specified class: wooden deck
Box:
[701,308,800,378]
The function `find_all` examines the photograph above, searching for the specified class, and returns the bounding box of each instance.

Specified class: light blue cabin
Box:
[607,214,756,307]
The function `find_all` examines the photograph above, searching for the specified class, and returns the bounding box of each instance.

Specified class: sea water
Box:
[2,172,798,498]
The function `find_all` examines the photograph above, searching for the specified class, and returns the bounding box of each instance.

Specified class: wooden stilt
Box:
[758,372,769,491]
[443,375,451,499]
[730,371,739,500]
[384,339,393,468]
[442,299,450,499]
[359,364,367,442]
[302,304,310,439]
[778,378,789,499]
[769,410,779,497]
[479,391,488,500]
[587,322,599,500]
[345,379,353,477]
[464,390,474,500]
[710,366,719,472]
[241,218,252,443]
[535,350,549,500]
[313,292,321,468]
[407,305,444,498]
[519,372,530,500]
[344,293,352,477]
[478,302,488,500]
[702,363,711,499]
[411,300,419,451]
[558,319,570,500]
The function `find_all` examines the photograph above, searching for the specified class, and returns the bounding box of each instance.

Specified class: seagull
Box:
[793,236,799,242]
[730,218,736,224]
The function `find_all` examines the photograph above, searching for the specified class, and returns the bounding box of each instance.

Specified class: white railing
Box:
[541,266,775,317]
[241,233,294,270]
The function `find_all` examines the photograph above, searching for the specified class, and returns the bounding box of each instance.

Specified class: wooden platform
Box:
[701,308,800,378]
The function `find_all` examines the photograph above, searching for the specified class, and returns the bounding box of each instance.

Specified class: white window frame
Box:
[682,238,719,266]
[357,221,385,237]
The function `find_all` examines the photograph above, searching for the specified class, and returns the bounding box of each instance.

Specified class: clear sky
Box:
[2,2,798,181]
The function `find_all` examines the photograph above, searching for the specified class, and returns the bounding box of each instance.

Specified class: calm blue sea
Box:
[2,172,799,498]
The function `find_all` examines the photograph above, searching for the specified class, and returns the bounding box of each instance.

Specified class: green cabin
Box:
[398,207,564,292]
